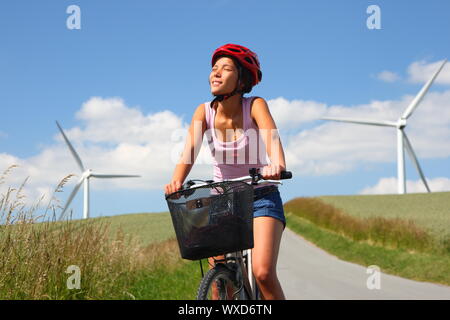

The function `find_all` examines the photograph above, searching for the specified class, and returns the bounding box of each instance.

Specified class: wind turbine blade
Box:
[320,117,397,127]
[90,173,141,178]
[401,59,447,120]
[402,132,431,193]
[56,121,85,172]
[59,177,85,220]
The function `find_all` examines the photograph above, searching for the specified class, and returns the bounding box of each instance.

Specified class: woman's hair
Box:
[239,64,254,94]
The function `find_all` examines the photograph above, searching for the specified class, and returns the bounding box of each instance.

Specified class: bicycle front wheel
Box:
[197,264,240,300]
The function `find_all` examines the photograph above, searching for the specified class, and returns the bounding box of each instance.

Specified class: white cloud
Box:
[267,97,327,129]
[69,96,185,145]
[407,59,450,85]
[376,70,400,82]
[373,59,449,85]
[269,89,450,176]
[359,176,450,194]
[0,153,22,169]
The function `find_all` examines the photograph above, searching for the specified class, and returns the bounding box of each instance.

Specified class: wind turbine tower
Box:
[56,121,141,219]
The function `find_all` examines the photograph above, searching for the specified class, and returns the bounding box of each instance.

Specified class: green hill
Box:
[98,212,175,246]
[317,191,450,241]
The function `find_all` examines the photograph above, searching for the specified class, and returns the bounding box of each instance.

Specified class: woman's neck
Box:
[215,94,243,118]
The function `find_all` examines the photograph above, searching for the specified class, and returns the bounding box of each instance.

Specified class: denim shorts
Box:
[253,189,286,229]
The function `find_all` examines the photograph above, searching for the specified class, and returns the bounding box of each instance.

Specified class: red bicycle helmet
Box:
[211,44,262,87]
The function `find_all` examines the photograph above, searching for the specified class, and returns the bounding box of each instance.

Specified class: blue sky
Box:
[1,0,449,218]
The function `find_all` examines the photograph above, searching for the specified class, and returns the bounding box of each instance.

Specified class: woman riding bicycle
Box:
[164,43,287,300]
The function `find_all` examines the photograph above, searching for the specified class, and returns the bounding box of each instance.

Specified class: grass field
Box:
[99,212,175,246]
[81,213,198,300]
[97,212,203,299]
[317,191,450,242]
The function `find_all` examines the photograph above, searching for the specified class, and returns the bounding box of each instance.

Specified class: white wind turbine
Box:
[320,59,447,194]
[56,121,140,220]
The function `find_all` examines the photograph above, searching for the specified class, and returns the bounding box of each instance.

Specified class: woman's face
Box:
[210,57,240,96]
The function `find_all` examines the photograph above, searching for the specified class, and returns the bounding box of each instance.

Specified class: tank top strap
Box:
[242,97,249,131]
[204,101,212,129]
[243,96,261,130]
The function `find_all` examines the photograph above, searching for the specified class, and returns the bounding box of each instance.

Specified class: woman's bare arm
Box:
[165,103,206,194]
[251,97,287,178]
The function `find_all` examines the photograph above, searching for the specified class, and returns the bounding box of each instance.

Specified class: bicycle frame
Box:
[241,248,260,300]
[210,249,257,300]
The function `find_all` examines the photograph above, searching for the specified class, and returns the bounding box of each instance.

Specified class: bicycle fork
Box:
[226,251,255,300]
[239,250,257,300]
[247,249,256,296]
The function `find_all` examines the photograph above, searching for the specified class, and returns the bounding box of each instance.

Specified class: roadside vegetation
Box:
[0,165,195,299]
[318,192,450,247]
[284,196,450,285]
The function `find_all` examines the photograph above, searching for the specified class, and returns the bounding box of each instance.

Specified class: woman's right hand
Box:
[164,180,183,195]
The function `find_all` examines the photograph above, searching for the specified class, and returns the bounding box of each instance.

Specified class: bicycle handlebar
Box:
[280,171,292,180]
[179,168,293,191]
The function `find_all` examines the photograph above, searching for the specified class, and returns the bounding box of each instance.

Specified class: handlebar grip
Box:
[280,170,292,180]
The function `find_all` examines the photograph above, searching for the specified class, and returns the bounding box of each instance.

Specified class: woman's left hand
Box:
[260,164,284,180]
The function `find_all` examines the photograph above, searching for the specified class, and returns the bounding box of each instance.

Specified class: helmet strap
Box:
[215,90,241,102]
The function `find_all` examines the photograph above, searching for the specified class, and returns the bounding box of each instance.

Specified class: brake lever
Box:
[249,168,262,185]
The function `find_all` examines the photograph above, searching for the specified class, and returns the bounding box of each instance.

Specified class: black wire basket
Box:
[165,181,254,260]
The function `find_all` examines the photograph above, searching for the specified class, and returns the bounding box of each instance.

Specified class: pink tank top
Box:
[204,96,274,189]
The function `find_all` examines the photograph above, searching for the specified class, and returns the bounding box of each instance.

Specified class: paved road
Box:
[277,228,450,300]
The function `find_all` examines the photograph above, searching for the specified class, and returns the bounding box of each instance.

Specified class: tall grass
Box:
[0,165,182,299]
[284,197,442,254]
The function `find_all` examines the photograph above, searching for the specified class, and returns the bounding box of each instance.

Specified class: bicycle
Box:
[165,168,292,300]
